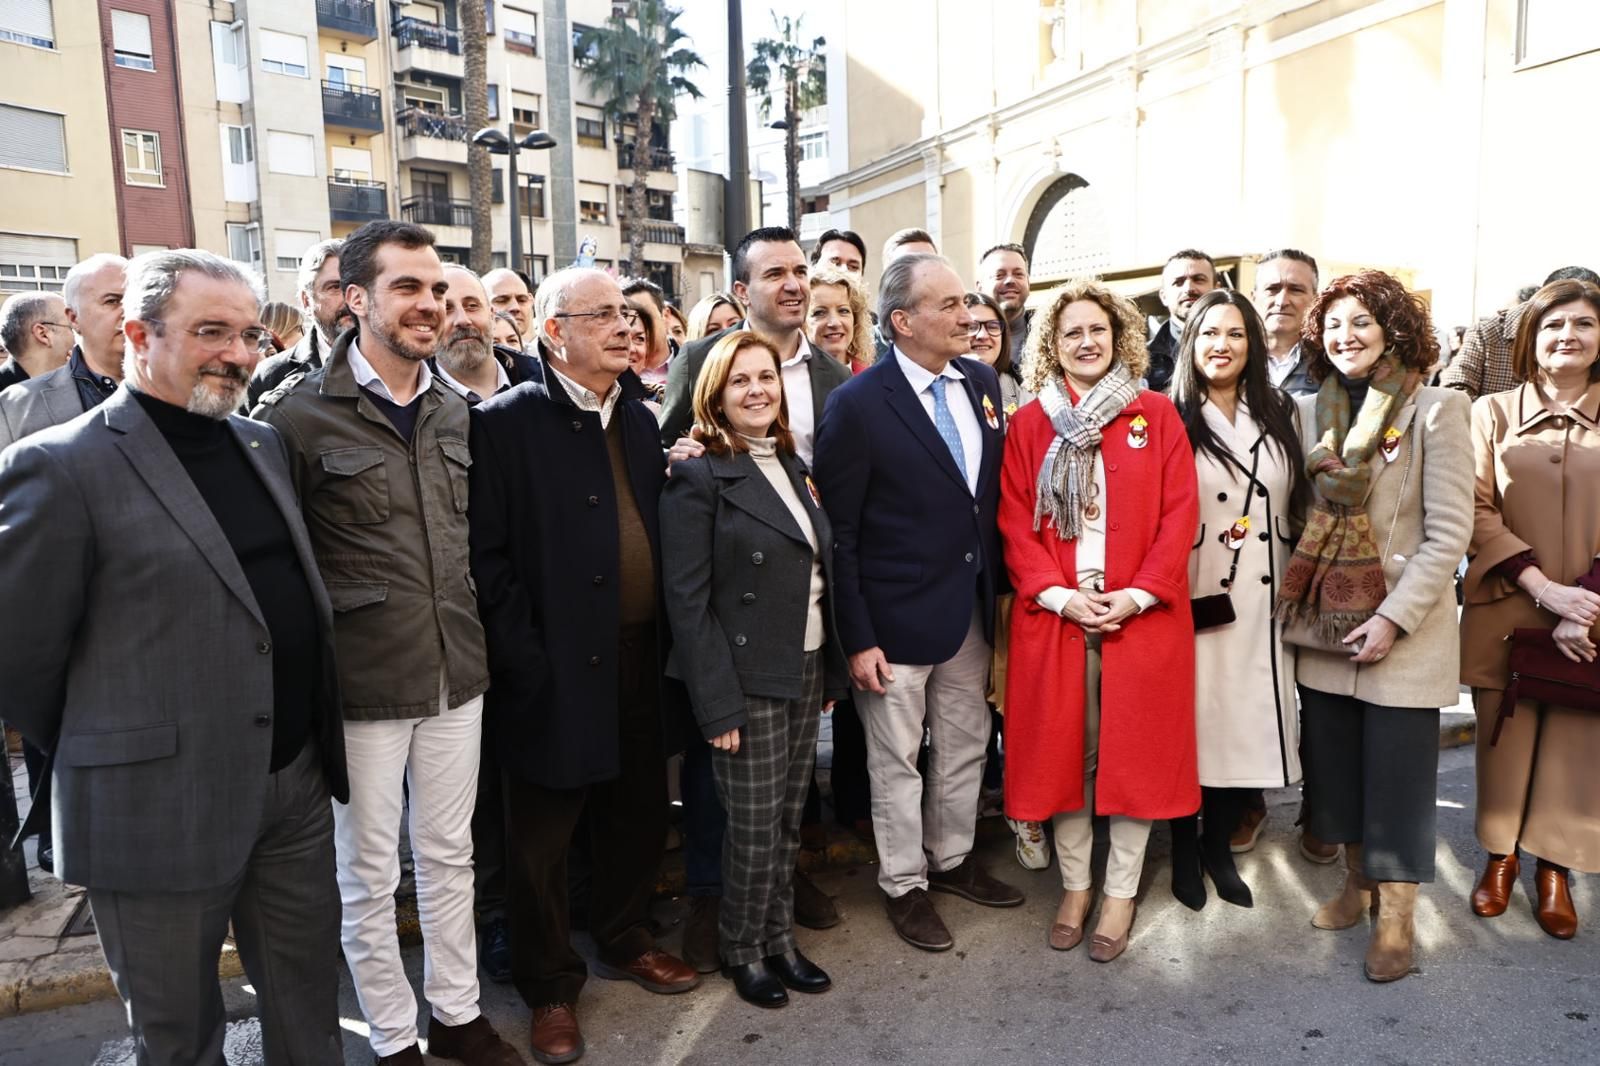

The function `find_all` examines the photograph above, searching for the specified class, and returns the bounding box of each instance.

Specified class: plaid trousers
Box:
[711,649,824,965]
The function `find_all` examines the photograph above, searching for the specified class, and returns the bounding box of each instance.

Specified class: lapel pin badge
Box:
[1221,515,1250,549]
[1127,414,1149,449]
[982,393,1000,430]
[805,474,821,508]
[1381,425,1402,461]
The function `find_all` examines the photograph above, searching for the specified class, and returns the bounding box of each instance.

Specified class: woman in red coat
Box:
[1000,278,1200,963]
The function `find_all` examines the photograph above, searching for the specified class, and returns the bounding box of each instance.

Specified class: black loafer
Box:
[479,916,512,983]
[723,960,788,1007]
[764,949,830,993]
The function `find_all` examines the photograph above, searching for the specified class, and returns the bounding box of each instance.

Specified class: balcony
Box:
[504,29,537,55]
[328,178,388,223]
[395,107,469,165]
[621,218,686,246]
[316,0,378,41]
[393,17,464,78]
[401,197,472,228]
[617,142,675,172]
[322,81,383,133]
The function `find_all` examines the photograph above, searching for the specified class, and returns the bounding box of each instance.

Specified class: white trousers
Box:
[334,682,483,1056]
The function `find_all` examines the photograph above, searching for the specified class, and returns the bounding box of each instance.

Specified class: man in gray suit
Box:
[0,249,348,1065]
[0,252,127,450]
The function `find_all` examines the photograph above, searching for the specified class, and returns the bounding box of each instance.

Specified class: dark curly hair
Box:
[1300,270,1439,384]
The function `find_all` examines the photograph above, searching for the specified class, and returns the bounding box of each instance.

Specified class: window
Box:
[412,168,449,203]
[226,222,262,271]
[502,6,536,54]
[492,171,544,217]
[220,124,255,201]
[0,104,67,172]
[511,91,540,131]
[275,229,320,271]
[259,29,308,77]
[325,54,366,87]
[331,146,372,181]
[111,10,154,70]
[210,20,248,102]
[400,83,444,111]
[266,130,315,176]
[575,105,604,148]
[524,254,548,283]
[798,130,827,162]
[0,233,76,294]
[1,0,56,49]
[1518,0,1600,65]
[487,83,499,120]
[121,129,162,186]
[571,22,597,66]
[578,181,608,224]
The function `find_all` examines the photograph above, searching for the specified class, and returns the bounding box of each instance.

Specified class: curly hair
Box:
[1021,278,1148,394]
[807,267,873,368]
[1300,270,1439,383]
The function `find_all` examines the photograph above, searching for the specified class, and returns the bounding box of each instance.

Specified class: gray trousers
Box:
[857,609,992,897]
[712,650,824,966]
[89,742,343,1066]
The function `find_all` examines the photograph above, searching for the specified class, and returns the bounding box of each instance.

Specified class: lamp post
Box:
[471,125,557,275]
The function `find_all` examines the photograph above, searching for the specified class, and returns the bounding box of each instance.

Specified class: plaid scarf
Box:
[1033,365,1141,540]
[1275,352,1420,642]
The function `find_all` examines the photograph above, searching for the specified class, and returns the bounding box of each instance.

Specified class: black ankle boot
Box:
[1169,814,1207,911]
[1200,788,1253,908]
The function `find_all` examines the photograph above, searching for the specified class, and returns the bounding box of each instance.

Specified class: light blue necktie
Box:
[929,377,968,482]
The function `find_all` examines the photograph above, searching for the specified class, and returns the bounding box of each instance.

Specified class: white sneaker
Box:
[1007,817,1050,870]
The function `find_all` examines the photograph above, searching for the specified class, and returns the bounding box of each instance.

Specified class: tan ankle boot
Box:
[1364,882,1419,982]
[1312,842,1376,930]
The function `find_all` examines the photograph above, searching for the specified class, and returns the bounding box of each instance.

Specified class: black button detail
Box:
[1221,579,1231,588]
[254,714,271,727]
[571,420,583,432]
[256,641,271,655]
[592,575,604,585]
[972,504,980,515]
[734,634,748,647]
[751,552,764,565]
[1260,575,1272,585]
[741,593,756,604]
[964,552,974,563]
[588,656,601,667]
[1256,485,1268,497]
[1259,531,1270,542]
[1217,492,1228,502]
[587,495,599,507]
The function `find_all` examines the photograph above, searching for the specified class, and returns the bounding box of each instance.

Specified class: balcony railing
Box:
[322,81,383,132]
[621,218,686,246]
[401,197,473,228]
[393,16,461,54]
[504,29,537,55]
[316,0,378,40]
[328,178,388,222]
[617,142,675,172]
[395,107,470,142]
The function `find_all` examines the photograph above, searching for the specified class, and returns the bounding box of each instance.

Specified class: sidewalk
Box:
[0,707,1478,1019]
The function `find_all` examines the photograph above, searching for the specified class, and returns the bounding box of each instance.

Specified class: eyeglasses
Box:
[146,319,274,354]
[967,321,1003,337]
[38,321,72,331]
[553,307,639,327]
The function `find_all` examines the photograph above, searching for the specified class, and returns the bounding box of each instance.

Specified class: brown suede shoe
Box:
[1471,852,1520,918]
[793,867,841,929]
[927,857,1024,908]
[1535,859,1578,940]
[884,887,954,952]
[1229,803,1267,853]
[592,948,702,994]
[530,1004,583,1065]
[376,1046,424,1066]
[1299,830,1340,864]
[427,1014,523,1066]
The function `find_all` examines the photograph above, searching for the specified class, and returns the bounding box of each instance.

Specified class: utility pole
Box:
[725,0,751,247]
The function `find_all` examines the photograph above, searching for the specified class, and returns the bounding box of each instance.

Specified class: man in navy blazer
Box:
[812,253,1023,953]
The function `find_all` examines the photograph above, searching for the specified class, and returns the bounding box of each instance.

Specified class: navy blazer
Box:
[812,351,1006,666]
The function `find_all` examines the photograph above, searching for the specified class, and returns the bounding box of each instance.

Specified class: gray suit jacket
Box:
[0,387,347,891]
[0,363,84,452]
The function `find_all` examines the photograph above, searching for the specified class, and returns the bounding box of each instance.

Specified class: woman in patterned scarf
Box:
[1279,270,1472,984]
[998,279,1199,963]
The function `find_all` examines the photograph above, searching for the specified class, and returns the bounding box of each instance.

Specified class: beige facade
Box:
[822,0,1600,325]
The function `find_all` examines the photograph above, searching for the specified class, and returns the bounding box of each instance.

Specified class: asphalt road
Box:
[3,745,1596,1065]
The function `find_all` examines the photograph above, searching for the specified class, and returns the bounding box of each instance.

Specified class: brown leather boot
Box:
[1470,852,1519,918]
[1364,882,1419,983]
[1534,859,1578,939]
[1312,843,1376,930]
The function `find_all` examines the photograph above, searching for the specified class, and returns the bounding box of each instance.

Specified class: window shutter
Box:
[259,29,306,67]
[1,0,55,42]
[0,105,67,171]
[111,10,153,55]
[0,233,76,265]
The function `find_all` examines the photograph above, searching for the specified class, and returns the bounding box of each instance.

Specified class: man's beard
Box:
[437,329,490,375]
[367,302,438,362]
[186,366,250,419]
[315,305,355,344]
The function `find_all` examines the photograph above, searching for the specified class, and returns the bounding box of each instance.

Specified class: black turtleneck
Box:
[1337,370,1372,411]
[132,389,320,771]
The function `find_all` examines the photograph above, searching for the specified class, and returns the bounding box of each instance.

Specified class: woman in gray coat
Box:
[661,331,849,1009]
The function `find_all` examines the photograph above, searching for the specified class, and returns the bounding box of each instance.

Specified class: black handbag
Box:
[1190,435,1264,633]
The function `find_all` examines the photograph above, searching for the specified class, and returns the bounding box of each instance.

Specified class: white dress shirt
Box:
[435,359,510,404]
[347,338,433,405]
[893,346,982,495]
[781,334,818,468]
[546,363,622,428]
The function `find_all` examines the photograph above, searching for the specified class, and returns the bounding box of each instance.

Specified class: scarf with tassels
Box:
[1032,364,1141,540]
[1275,352,1421,643]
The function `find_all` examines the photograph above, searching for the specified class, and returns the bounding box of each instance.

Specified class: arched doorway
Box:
[1022,173,1110,280]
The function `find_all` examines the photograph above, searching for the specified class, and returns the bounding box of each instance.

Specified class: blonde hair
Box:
[690,330,795,457]
[259,301,303,350]
[1021,278,1149,394]
[807,267,873,367]
[686,290,744,341]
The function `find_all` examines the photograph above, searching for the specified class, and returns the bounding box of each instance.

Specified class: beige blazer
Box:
[1292,386,1473,708]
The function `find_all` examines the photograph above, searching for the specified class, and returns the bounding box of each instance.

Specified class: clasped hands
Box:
[1540,583,1600,664]
[1058,588,1141,633]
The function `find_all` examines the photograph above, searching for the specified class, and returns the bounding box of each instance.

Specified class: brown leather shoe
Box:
[427,1014,523,1066]
[1535,859,1578,939]
[1088,900,1137,963]
[927,857,1024,908]
[1229,803,1267,854]
[793,866,841,929]
[1471,852,1520,918]
[376,1046,424,1066]
[884,887,954,951]
[530,1004,583,1065]
[592,948,701,994]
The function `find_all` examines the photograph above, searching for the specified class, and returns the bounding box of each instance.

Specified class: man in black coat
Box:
[468,267,699,1065]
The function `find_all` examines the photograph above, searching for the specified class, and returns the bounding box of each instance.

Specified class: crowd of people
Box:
[0,216,1596,1066]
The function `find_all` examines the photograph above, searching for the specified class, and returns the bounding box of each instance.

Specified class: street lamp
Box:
[472,125,558,276]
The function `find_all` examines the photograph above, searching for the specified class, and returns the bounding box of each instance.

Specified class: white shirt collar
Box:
[780,334,814,369]
[347,338,432,406]
[893,346,966,393]
[435,358,510,401]
[546,362,622,428]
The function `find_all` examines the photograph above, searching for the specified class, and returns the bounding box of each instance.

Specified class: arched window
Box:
[1022,173,1109,280]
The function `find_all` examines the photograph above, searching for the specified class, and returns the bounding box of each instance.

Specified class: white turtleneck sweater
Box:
[743,434,825,651]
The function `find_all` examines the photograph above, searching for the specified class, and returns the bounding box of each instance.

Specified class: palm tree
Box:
[575,1,704,277]
[747,12,825,233]
[460,0,492,274]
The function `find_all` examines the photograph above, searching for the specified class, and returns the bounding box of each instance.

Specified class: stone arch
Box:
[1019,173,1110,280]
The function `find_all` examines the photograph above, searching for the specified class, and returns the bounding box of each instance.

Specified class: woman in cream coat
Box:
[1278,271,1472,984]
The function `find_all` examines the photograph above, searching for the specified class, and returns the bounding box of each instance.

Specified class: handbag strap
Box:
[1221,434,1267,592]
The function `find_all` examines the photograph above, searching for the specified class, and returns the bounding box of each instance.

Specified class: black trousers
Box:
[472,741,507,924]
[801,695,871,827]
[1298,685,1439,883]
[503,627,667,1009]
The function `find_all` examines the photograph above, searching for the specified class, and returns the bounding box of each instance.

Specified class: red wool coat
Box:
[999,392,1200,822]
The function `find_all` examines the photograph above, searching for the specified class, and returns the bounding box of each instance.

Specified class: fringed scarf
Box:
[1275,352,1421,643]
[1032,364,1141,540]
